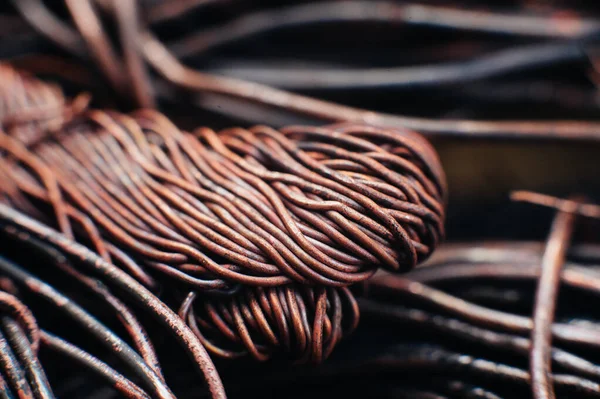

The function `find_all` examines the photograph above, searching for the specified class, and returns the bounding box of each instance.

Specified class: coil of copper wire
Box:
[0,64,446,290]
[0,63,446,369]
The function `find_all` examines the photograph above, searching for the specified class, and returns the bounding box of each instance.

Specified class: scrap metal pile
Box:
[0,1,599,398]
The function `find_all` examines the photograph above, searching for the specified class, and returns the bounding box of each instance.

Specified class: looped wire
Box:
[3,106,445,287]
[180,286,359,363]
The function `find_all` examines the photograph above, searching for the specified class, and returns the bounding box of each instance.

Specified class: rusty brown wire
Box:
[0,264,156,399]
[0,65,445,290]
[357,193,600,399]
[529,197,578,399]
[203,235,600,398]
[2,1,600,398]
[0,291,40,356]
[0,64,89,146]
[7,117,444,287]
[0,291,46,398]
[0,63,445,372]
[0,203,227,399]
[0,291,54,398]
[179,285,359,363]
[10,0,600,140]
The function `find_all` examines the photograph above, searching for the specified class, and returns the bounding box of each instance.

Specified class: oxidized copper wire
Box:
[1,156,600,398]
[0,2,598,398]
[0,65,446,290]
[0,65,89,146]
[0,292,52,399]
[0,260,152,398]
[179,285,359,363]
[9,0,600,140]
[357,194,600,399]
[529,198,578,399]
[238,222,600,397]
[0,63,445,369]
[0,204,227,399]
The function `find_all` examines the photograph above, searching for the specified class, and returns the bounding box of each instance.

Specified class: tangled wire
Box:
[0,65,88,146]
[0,64,445,365]
[0,66,446,289]
[358,195,600,399]
[0,291,50,398]
[211,200,600,399]
[0,1,598,398]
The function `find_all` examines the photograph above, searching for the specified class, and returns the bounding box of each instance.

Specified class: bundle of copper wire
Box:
[0,65,446,363]
[18,112,445,287]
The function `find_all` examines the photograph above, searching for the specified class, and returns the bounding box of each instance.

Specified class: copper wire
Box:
[0,291,53,398]
[530,198,579,399]
[1,317,54,398]
[350,193,600,399]
[0,1,599,398]
[179,285,359,363]
[10,0,600,140]
[0,65,89,146]
[0,204,227,399]
[6,114,445,287]
[40,331,150,399]
[167,1,600,58]
[0,65,445,290]
[0,268,150,399]
[0,63,445,370]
